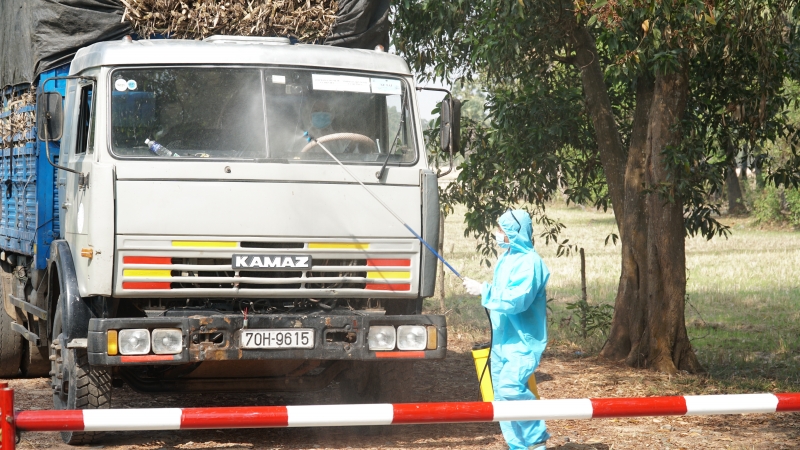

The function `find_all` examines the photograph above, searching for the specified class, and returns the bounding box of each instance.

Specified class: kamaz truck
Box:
[0,34,459,444]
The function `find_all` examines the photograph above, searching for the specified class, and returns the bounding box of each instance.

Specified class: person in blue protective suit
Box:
[463,209,551,450]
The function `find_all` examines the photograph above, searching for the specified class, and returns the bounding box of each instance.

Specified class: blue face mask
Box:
[311,112,332,129]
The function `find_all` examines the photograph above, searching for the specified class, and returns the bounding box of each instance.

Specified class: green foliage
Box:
[565,299,614,340]
[394,0,800,250]
[752,185,800,226]
[452,80,487,124]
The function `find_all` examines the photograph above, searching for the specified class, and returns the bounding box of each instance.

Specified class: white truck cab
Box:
[21,36,454,432]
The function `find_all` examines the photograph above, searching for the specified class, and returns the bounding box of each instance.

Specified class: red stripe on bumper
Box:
[365,283,411,291]
[120,355,178,363]
[181,406,289,429]
[16,410,85,432]
[367,259,411,266]
[590,396,688,418]
[374,351,426,359]
[392,402,494,424]
[775,393,800,412]
[122,282,172,290]
[123,256,172,264]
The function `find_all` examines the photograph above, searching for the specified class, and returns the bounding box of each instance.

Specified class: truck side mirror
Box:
[36,92,63,141]
[451,98,461,156]
[418,85,461,177]
[439,97,462,156]
[440,99,452,152]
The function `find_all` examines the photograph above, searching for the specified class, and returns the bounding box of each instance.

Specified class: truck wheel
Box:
[337,361,414,435]
[22,340,50,377]
[51,300,111,444]
[0,307,23,377]
[375,361,415,404]
[338,361,415,404]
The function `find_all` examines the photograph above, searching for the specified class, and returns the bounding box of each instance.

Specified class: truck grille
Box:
[116,240,417,297]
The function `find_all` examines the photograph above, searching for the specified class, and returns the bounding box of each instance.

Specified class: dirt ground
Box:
[6,339,799,450]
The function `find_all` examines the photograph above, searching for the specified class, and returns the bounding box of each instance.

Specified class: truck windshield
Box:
[110,67,416,163]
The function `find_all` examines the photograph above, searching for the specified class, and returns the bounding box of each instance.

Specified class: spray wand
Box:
[302,132,463,279]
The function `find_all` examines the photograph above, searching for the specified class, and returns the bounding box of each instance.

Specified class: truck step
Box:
[8,294,48,320]
[10,322,39,345]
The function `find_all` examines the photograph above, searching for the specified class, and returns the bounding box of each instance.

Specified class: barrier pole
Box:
[6,393,800,434]
[0,383,15,450]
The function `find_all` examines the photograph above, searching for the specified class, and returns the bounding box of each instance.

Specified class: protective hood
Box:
[498,209,533,254]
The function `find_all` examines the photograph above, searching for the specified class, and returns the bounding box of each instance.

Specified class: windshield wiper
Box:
[376,88,407,180]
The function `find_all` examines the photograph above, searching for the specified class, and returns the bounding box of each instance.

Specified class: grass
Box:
[424,203,800,393]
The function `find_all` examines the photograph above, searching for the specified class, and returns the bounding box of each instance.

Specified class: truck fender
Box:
[419,170,440,298]
[47,240,92,341]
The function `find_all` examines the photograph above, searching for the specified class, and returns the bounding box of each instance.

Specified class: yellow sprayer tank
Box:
[471,343,539,402]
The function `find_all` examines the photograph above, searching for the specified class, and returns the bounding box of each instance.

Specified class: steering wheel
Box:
[301,132,377,153]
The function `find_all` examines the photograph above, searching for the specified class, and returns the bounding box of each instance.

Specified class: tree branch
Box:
[551,53,576,65]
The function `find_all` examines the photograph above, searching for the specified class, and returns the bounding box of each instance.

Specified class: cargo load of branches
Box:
[120,0,338,42]
[0,88,36,148]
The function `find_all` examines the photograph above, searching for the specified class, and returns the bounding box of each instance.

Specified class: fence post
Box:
[0,382,16,450]
[580,248,588,339]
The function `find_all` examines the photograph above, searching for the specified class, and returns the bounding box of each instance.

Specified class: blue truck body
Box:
[0,64,68,270]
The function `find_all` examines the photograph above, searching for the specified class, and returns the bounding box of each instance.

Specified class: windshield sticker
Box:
[371,78,402,95]
[114,79,128,92]
[126,80,138,90]
[271,75,286,84]
[312,74,371,93]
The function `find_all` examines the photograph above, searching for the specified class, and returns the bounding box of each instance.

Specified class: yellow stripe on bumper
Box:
[367,271,411,280]
[172,241,238,248]
[308,243,369,250]
[123,269,172,278]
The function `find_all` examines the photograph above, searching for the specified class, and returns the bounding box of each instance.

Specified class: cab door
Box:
[59,78,109,296]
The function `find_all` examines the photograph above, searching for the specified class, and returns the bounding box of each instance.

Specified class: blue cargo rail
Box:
[0,64,69,270]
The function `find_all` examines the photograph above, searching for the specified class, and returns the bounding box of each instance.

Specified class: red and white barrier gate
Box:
[1,383,799,449]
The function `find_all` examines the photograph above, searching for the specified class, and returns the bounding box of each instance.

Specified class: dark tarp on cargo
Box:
[1,0,392,90]
[326,0,391,50]
[0,0,129,89]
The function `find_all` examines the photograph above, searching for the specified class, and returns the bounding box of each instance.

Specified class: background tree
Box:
[395,0,800,373]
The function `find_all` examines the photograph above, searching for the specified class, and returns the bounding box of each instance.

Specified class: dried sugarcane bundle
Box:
[1,88,36,149]
[120,0,338,42]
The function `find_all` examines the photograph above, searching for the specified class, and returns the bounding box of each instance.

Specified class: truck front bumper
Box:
[87,313,446,366]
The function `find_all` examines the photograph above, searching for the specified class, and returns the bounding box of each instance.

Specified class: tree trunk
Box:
[727,165,746,214]
[571,25,627,228]
[755,165,765,189]
[740,145,748,182]
[600,76,652,365]
[570,23,703,374]
[640,64,702,374]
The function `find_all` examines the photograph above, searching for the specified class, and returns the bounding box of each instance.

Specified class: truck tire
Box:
[337,361,414,435]
[51,299,111,444]
[338,361,415,404]
[0,308,23,377]
[22,340,51,377]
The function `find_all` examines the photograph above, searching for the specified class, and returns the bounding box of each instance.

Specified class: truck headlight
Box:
[368,326,396,351]
[151,329,183,355]
[397,325,427,350]
[118,329,151,355]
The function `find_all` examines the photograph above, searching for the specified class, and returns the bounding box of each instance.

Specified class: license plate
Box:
[240,329,315,349]
[232,254,312,271]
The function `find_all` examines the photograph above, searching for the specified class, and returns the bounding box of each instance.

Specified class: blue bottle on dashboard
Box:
[145,139,179,157]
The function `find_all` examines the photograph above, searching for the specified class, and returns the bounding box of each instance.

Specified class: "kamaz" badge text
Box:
[231,254,312,270]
